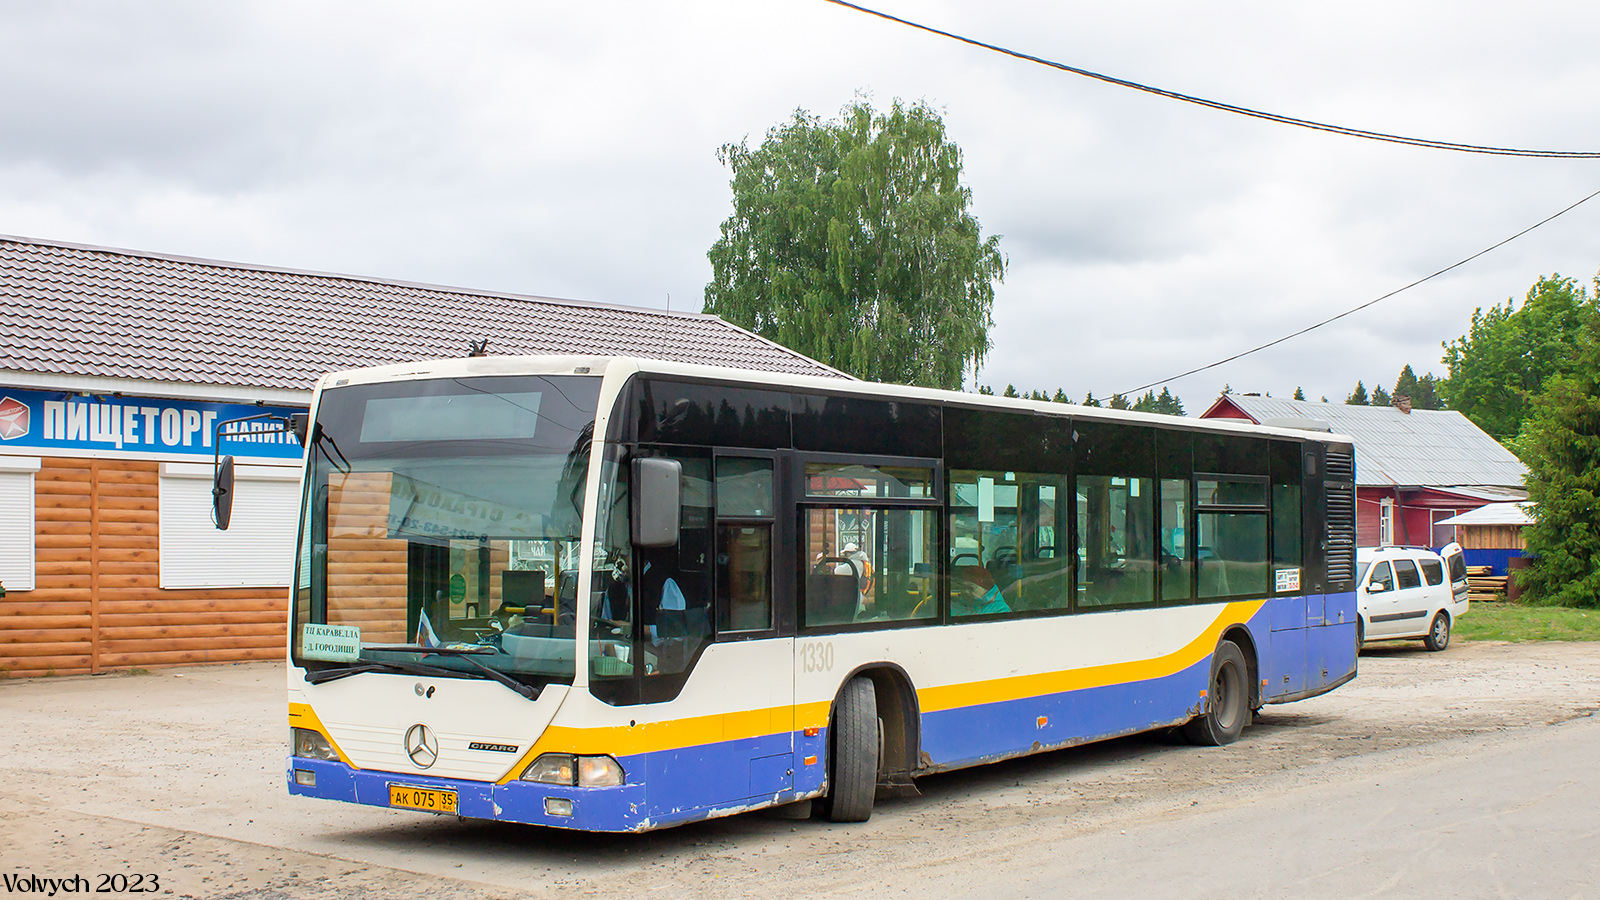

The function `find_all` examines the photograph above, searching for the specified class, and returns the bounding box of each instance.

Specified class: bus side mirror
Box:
[289,413,309,447]
[632,458,681,548]
[213,455,236,530]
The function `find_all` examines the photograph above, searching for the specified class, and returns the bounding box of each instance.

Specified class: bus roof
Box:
[317,354,1356,448]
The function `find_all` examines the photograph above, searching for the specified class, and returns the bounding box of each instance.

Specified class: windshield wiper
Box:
[304,659,466,685]
[305,646,540,699]
[362,644,494,655]
[310,422,350,474]
[451,650,541,699]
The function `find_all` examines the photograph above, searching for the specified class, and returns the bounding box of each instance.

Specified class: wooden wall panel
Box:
[2,458,93,676]
[0,457,293,678]
[325,475,408,644]
[1462,524,1526,551]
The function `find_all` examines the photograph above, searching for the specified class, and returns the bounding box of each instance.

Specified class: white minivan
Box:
[1356,544,1470,651]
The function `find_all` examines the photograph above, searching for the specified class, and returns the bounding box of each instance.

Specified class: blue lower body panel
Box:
[920,654,1213,770]
[288,730,818,832]
[1262,592,1358,703]
[287,757,650,831]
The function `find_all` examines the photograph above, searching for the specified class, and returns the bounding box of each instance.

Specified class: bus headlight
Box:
[577,755,625,787]
[292,727,338,761]
[520,753,575,784]
[520,753,624,787]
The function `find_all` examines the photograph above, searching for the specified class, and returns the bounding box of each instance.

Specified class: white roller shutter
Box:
[0,456,40,592]
[159,462,302,589]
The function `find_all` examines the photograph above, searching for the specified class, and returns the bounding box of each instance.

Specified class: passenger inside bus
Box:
[638,556,709,675]
[951,563,1009,616]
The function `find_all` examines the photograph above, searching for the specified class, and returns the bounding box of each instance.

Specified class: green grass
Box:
[1457,603,1600,642]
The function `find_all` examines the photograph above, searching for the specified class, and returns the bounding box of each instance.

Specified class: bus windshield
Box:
[292,375,602,691]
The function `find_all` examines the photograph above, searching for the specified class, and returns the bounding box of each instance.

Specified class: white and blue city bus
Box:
[276,354,1359,831]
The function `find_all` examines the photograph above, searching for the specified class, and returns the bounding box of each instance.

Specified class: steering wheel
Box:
[591,618,630,639]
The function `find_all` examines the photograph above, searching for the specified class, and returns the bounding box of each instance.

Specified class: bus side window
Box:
[1160,478,1192,602]
[802,506,936,628]
[1195,476,1270,598]
[639,455,713,679]
[1074,420,1158,609]
[1271,440,1303,595]
[1076,475,1157,608]
[715,457,775,633]
[948,469,1069,617]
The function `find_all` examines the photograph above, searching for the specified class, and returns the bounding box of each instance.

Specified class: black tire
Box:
[1423,611,1451,652]
[1356,617,1365,651]
[821,676,879,822]
[1182,641,1249,746]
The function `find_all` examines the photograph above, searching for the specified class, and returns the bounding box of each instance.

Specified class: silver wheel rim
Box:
[1216,661,1243,731]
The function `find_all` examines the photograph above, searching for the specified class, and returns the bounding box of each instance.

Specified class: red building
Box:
[1201,393,1526,552]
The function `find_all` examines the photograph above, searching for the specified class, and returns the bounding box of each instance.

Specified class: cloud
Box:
[1,0,1597,409]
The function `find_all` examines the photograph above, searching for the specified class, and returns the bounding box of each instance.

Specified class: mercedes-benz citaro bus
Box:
[280,354,1360,832]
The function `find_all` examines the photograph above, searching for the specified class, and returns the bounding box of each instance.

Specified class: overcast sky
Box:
[4,1,1597,409]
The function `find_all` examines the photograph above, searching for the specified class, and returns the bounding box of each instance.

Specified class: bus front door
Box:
[712,453,795,799]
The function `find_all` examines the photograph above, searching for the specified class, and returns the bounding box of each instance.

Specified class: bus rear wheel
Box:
[821,676,878,823]
[1183,640,1248,746]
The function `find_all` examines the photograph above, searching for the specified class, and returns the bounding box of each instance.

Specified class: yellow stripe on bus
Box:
[916,600,1264,713]
[494,601,1263,784]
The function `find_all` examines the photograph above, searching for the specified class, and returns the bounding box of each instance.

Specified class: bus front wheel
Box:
[821,676,879,823]
[1183,641,1248,746]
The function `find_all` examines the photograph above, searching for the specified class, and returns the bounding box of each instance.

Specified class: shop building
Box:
[0,235,842,676]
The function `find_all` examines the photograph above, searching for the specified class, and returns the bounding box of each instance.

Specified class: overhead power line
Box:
[1116,185,1600,397]
[825,0,1600,159]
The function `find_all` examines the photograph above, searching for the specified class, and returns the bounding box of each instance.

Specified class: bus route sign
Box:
[300,624,361,662]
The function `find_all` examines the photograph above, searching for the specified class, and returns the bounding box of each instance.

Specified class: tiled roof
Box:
[0,235,845,392]
[1203,395,1526,489]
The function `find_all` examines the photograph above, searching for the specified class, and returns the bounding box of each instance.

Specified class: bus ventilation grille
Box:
[1324,450,1356,586]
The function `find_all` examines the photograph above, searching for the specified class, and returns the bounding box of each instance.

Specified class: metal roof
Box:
[1436,502,1535,527]
[1205,395,1526,488]
[0,235,846,394]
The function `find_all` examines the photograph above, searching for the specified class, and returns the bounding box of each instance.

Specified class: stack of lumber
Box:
[1466,565,1508,601]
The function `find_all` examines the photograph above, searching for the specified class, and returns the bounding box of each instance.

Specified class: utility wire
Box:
[1116,185,1600,397]
[825,0,1600,159]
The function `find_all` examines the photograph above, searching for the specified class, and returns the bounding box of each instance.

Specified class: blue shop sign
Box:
[0,387,304,461]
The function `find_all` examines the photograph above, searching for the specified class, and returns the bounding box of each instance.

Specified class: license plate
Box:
[388,784,458,814]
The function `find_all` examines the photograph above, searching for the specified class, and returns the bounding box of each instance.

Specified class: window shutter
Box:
[0,457,40,592]
[159,463,300,589]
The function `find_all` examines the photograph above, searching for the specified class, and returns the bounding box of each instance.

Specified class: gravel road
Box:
[1,640,1596,898]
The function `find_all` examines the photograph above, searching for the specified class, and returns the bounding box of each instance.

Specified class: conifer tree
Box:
[1132,388,1185,416]
[1517,305,1600,606]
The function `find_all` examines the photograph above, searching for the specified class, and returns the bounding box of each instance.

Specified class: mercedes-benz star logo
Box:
[404,723,438,769]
